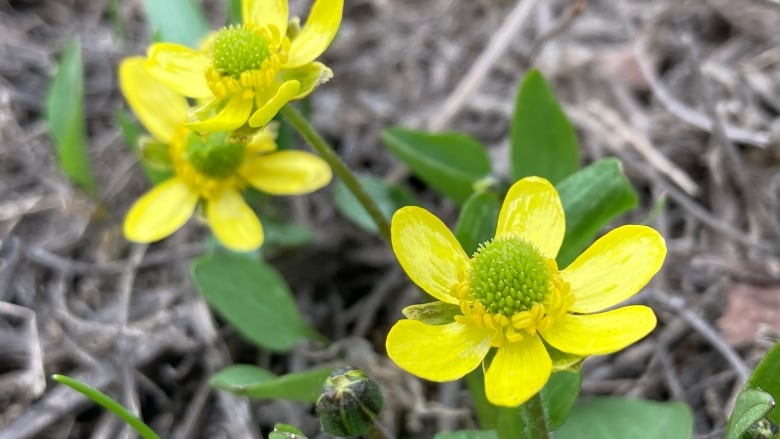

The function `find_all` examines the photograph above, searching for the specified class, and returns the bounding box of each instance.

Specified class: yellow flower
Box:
[386,177,666,407]
[119,57,331,251]
[142,0,343,132]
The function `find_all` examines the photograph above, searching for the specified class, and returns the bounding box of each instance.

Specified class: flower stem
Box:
[496,392,551,439]
[523,392,552,438]
[280,104,391,241]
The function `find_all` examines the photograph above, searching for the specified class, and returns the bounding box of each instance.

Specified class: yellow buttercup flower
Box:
[119,57,331,251]
[143,0,343,132]
[386,177,666,407]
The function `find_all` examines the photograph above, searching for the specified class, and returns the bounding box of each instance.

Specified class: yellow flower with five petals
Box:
[386,177,666,407]
[144,0,343,132]
[120,57,331,251]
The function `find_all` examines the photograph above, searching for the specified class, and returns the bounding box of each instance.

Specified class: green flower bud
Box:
[316,367,384,437]
[748,418,779,439]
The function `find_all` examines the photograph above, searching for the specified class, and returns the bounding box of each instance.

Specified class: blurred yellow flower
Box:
[119,57,331,251]
[142,0,343,132]
[386,177,666,407]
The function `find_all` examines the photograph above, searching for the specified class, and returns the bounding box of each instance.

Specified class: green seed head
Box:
[185,132,245,177]
[212,26,270,78]
[469,238,551,317]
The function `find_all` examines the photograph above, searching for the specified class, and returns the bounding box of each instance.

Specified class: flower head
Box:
[119,57,331,251]
[142,0,343,132]
[386,177,666,407]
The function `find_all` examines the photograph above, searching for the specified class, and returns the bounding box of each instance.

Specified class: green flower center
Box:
[212,25,270,78]
[185,132,246,177]
[469,238,551,317]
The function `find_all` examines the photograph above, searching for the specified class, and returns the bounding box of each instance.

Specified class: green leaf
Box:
[434,431,498,439]
[142,0,209,47]
[45,38,97,195]
[262,220,315,250]
[269,423,308,439]
[555,397,693,439]
[210,365,332,402]
[726,388,775,439]
[454,191,501,256]
[747,340,780,425]
[191,253,321,351]
[381,128,491,205]
[333,174,418,233]
[510,69,579,184]
[465,368,498,429]
[117,110,171,184]
[52,374,161,439]
[543,371,581,429]
[556,158,638,267]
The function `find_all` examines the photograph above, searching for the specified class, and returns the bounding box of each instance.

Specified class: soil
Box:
[1,0,780,438]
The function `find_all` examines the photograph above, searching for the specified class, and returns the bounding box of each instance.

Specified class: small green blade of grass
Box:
[52,374,161,439]
[45,38,97,195]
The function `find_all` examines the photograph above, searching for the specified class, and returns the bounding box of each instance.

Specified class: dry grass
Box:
[1,0,779,437]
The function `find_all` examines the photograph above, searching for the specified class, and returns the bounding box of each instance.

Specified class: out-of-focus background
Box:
[1,0,779,437]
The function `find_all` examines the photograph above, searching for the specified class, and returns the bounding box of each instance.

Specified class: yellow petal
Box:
[485,335,551,407]
[391,206,469,304]
[285,0,343,68]
[246,123,279,153]
[186,94,253,132]
[242,151,331,195]
[145,43,212,98]
[119,57,188,143]
[279,62,333,100]
[495,177,564,259]
[564,225,666,313]
[539,305,656,356]
[247,80,300,127]
[386,320,491,382]
[124,178,198,243]
[243,0,288,37]
[205,189,264,252]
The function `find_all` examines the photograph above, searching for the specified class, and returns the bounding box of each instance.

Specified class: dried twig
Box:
[650,289,751,382]
[634,36,771,148]
[427,0,539,131]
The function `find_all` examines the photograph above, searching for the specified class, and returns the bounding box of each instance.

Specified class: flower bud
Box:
[316,367,384,437]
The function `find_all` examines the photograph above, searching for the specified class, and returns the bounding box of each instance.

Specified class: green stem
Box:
[497,392,551,439]
[280,104,391,241]
[53,374,161,439]
[523,392,552,438]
